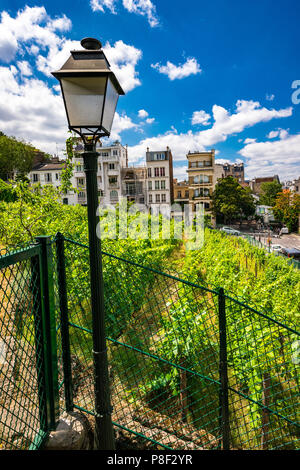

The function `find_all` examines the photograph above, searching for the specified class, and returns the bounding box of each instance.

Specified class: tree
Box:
[259,181,282,206]
[273,190,300,232]
[0,134,37,180]
[212,176,255,224]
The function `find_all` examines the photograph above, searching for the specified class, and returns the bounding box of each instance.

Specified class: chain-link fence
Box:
[0,234,299,450]
[55,235,299,450]
[0,239,58,450]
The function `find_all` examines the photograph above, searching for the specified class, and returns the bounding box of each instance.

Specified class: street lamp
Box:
[52,37,125,450]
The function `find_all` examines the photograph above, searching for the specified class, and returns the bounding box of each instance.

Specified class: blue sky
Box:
[0,0,299,181]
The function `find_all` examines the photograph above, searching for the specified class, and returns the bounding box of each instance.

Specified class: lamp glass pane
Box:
[102,78,119,133]
[61,76,107,127]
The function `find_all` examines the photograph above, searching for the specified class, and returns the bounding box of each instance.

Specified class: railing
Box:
[0,234,299,450]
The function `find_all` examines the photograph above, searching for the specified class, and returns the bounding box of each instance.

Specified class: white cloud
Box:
[266,93,275,101]
[244,138,256,144]
[0,6,141,154]
[109,112,138,141]
[267,128,289,140]
[146,117,155,124]
[0,7,142,94]
[90,0,118,13]
[122,0,159,27]
[0,6,72,64]
[191,110,211,126]
[151,58,202,80]
[0,66,68,154]
[267,130,279,139]
[127,100,293,170]
[17,60,32,76]
[173,165,188,181]
[103,40,142,92]
[138,109,149,118]
[240,132,300,179]
[90,0,159,27]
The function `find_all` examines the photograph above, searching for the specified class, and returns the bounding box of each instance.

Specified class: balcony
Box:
[107,169,119,176]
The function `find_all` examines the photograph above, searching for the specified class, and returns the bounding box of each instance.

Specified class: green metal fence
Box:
[0,234,299,450]
[0,238,58,450]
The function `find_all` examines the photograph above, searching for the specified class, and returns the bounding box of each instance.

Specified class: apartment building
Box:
[72,142,128,206]
[121,166,147,205]
[249,175,280,196]
[146,147,174,207]
[173,179,189,209]
[29,157,77,205]
[187,150,215,213]
[216,162,245,183]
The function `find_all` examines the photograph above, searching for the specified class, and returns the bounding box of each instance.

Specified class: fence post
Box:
[218,287,230,450]
[30,254,49,433]
[36,236,59,429]
[55,232,73,412]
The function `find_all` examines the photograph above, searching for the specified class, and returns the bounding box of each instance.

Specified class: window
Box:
[185,191,189,198]
[178,191,182,198]
[191,162,197,168]
[161,180,166,190]
[154,167,159,177]
[78,178,85,187]
[33,173,39,182]
[139,197,145,204]
[55,173,59,180]
[45,173,52,182]
[148,181,152,190]
[76,164,83,171]
[63,198,68,205]
[161,194,166,202]
[101,152,109,157]
[98,163,102,171]
[110,190,118,200]
[148,168,151,177]
[109,163,115,170]
[155,181,160,190]
[153,153,165,160]
[204,160,212,166]
[126,183,135,195]
[155,194,160,203]
[194,175,210,184]
[194,189,199,197]
[160,167,165,177]
[78,191,85,199]
[149,194,152,203]
[113,150,118,156]
[109,177,118,186]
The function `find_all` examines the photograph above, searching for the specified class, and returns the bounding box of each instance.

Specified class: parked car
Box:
[280,247,300,260]
[220,226,240,236]
[270,244,282,253]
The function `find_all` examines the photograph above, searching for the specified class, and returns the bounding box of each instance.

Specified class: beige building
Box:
[173,179,189,209]
[215,162,245,184]
[187,150,215,213]
[121,166,147,205]
[146,147,174,207]
[249,175,280,196]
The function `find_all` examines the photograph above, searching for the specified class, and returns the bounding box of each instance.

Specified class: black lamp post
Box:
[52,37,125,450]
